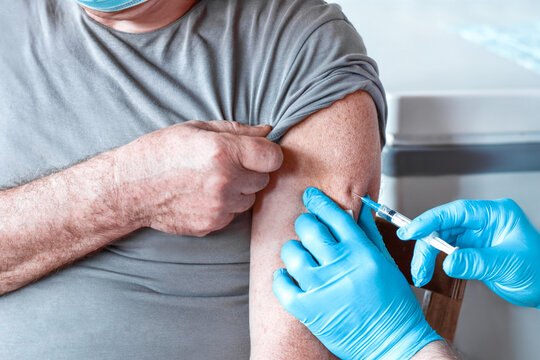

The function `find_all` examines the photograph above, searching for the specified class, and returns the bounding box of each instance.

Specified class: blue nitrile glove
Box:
[398,199,540,308]
[273,187,442,360]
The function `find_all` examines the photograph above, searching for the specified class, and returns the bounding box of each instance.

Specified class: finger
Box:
[230,193,256,213]
[295,213,341,265]
[357,198,395,265]
[210,213,236,233]
[398,200,489,240]
[235,171,270,194]
[302,187,371,248]
[235,135,283,173]
[436,227,468,241]
[272,269,304,320]
[411,239,439,287]
[443,247,506,282]
[190,120,272,137]
[280,240,320,291]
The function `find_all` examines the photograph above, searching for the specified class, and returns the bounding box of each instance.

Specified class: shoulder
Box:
[258,0,349,27]
[3,0,81,30]
[11,0,77,16]
[240,0,354,42]
[207,0,358,51]
[0,0,75,46]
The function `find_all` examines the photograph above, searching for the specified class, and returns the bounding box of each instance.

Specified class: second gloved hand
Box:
[273,188,442,360]
[399,199,540,308]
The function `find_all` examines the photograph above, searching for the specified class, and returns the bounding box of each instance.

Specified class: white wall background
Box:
[331,1,540,359]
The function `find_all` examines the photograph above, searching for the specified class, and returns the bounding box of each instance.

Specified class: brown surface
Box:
[425,292,464,343]
[375,218,466,342]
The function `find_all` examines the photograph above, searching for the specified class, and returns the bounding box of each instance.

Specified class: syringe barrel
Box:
[423,232,457,254]
[376,205,411,227]
[376,204,457,255]
[389,212,411,228]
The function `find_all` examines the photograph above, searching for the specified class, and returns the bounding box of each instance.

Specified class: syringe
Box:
[353,193,457,255]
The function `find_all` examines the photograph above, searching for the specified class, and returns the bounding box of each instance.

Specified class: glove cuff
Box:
[381,322,443,360]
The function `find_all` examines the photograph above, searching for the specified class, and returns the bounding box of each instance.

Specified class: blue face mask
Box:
[77,0,149,12]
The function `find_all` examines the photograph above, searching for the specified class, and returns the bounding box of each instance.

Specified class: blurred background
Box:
[332,1,540,359]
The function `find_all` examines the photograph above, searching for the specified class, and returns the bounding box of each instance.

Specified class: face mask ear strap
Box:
[76,0,148,12]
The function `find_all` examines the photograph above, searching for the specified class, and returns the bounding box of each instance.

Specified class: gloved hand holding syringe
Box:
[273,188,540,360]
[352,192,457,255]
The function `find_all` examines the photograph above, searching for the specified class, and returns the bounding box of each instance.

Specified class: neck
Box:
[81,0,199,33]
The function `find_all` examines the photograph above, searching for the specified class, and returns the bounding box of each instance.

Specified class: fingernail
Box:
[397,228,406,238]
[273,269,281,280]
[256,124,270,128]
[414,277,424,287]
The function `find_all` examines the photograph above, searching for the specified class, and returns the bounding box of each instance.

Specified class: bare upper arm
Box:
[249,90,381,359]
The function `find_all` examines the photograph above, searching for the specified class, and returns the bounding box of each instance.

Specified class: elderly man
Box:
[0,0,385,359]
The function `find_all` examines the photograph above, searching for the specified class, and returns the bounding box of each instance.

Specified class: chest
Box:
[0,25,252,188]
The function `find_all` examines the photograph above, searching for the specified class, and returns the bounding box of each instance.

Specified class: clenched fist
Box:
[113,120,283,236]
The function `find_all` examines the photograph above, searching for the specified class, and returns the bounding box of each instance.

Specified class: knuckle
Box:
[433,211,446,227]
[208,192,230,214]
[223,121,242,135]
[453,199,469,210]
[183,120,211,134]
[186,120,204,128]
[463,200,485,219]
[495,198,523,221]
[207,136,228,160]
[208,172,231,193]
[463,199,477,210]
[208,120,229,132]
[499,198,517,209]
[209,200,226,214]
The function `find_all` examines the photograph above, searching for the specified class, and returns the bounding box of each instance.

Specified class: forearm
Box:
[412,341,461,360]
[0,150,142,294]
[0,120,280,295]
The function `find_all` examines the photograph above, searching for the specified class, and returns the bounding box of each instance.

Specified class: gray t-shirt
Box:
[0,0,386,358]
